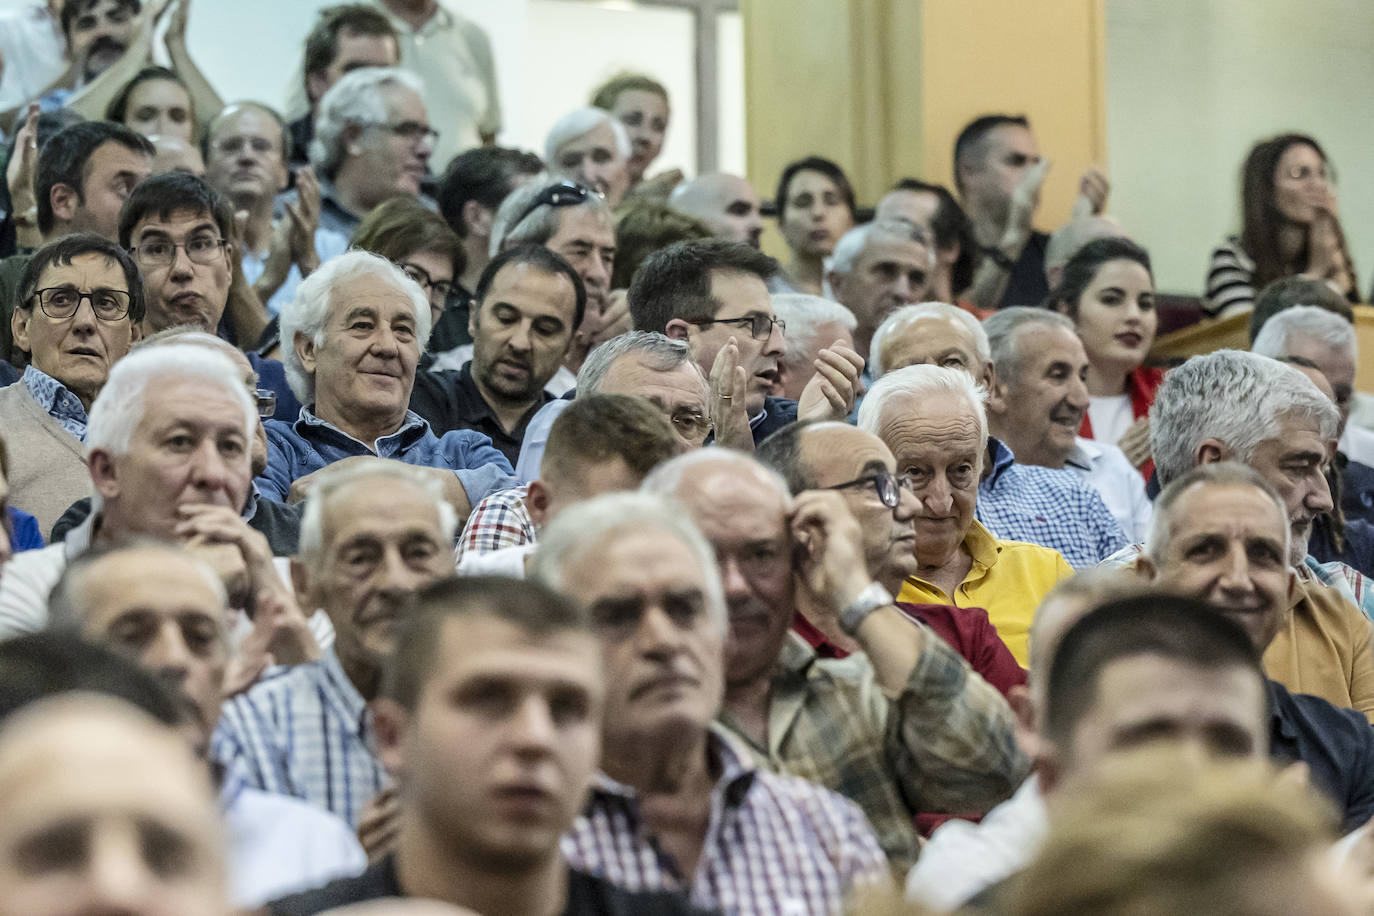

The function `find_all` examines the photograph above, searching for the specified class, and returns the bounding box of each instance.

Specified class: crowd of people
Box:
[1,1,1374,914]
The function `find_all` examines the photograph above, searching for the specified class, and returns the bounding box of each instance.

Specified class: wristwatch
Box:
[839,582,894,636]
[981,245,1015,272]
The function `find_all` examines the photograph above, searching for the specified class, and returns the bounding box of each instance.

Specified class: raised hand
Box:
[797,341,864,421]
[708,337,753,452]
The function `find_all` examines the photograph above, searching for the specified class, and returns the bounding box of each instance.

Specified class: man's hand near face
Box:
[708,336,754,452]
[175,504,319,673]
[796,342,864,422]
[791,490,926,694]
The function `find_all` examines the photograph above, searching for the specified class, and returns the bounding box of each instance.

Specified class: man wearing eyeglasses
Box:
[0,233,142,535]
[285,66,437,267]
[756,420,1026,697]
[628,238,862,449]
[640,449,1027,878]
[118,169,303,423]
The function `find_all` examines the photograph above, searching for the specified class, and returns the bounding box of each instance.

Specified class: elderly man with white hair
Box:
[278,66,436,264]
[0,344,309,645]
[1142,349,1374,722]
[215,458,458,829]
[771,293,858,402]
[858,364,1074,665]
[826,218,935,361]
[532,490,891,914]
[486,176,620,385]
[258,249,515,520]
[544,107,632,209]
[636,447,1026,876]
[869,303,1130,569]
[1253,304,1374,475]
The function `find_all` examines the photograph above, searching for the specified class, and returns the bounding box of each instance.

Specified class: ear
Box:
[663,318,691,342]
[293,330,318,382]
[305,72,328,107]
[986,371,1009,415]
[371,697,409,778]
[11,306,32,355]
[1195,438,1229,467]
[980,360,997,396]
[1035,741,1064,795]
[1007,684,1040,759]
[342,123,365,157]
[289,555,313,613]
[462,200,491,237]
[526,479,552,529]
[49,181,78,226]
[88,448,121,503]
[1135,553,1160,583]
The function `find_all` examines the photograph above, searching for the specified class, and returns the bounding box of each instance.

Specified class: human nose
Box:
[580,255,609,294]
[146,621,193,681]
[634,603,688,661]
[894,483,919,523]
[168,242,195,278]
[85,821,156,911]
[509,695,558,751]
[1067,373,1090,410]
[763,318,785,356]
[508,319,533,354]
[1216,544,1256,594]
[922,476,954,515]
[1307,470,1334,515]
[188,438,232,491]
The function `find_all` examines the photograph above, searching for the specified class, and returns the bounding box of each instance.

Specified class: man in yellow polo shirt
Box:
[857,363,1071,664]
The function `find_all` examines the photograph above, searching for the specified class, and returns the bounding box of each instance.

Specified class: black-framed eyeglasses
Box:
[29,286,132,322]
[129,236,228,267]
[510,180,594,232]
[398,262,457,301]
[253,388,276,419]
[375,120,439,146]
[689,313,785,341]
[825,468,916,509]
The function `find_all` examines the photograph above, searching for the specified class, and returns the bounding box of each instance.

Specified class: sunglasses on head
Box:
[510,180,595,231]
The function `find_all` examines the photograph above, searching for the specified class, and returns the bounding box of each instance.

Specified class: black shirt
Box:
[997,230,1050,309]
[1268,678,1374,834]
[269,854,714,915]
[409,360,553,466]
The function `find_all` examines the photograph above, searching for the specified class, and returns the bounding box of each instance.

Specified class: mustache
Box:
[87,35,128,57]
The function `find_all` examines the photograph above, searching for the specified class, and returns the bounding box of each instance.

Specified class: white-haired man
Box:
[869,303,1129,569]
[826,218,935,361]
[0,344,306,644]
[639,448,1027,876]
[261,249,515,519]
[487,177,619,385]
[982,307,1151,542]
[668,172,764,248]
[858,364,1073,666]
[532,491,891,914]
[771,293,858,402]
[1254,304,1374,471]
[281,66,436,263]
[1146,349,1374,722]
[545,107,631,209]
[512,330,712,481]
[215,458,457,828]
[46,541,368,908]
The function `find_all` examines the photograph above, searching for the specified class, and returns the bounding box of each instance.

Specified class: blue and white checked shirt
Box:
[562,727,890,916]
[21,364,88,440]
[212,648,388,828]
[976,437,1129,569]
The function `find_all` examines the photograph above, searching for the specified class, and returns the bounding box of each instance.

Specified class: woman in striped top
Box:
[1205,134,1359,319]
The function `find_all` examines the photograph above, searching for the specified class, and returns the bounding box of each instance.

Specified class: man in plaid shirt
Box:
[534,491,891,915]
[642,448,1028,876]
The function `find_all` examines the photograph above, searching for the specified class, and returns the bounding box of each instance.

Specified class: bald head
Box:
[1045,216,1127,288]
[147,134,206,178]
[669,172,763,248]
[0,694,227,916]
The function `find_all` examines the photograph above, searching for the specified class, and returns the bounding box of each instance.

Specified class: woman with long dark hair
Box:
[1205,133,1357,318]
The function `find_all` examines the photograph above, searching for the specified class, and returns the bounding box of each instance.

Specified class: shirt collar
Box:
[1065,436,1100,471]
[294,404,429,450]
[319,647,371,727]
[984,436,1016,487]
[963,518,1002,570]
[21,364,87,421]
[591,725,757,806]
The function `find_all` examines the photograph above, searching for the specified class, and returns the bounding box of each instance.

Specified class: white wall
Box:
[1104,0,1374,296]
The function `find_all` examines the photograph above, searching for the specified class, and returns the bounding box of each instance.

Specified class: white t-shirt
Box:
[1088,393,1134,447]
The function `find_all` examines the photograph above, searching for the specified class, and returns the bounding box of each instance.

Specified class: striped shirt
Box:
[457,484,535,559]
[1204,235,1256,317]
[977,438,1129,569]
[562,728,889,916]
[212,648,388,828]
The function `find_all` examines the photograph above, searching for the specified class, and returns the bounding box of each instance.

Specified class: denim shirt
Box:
[256,406,516,506]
